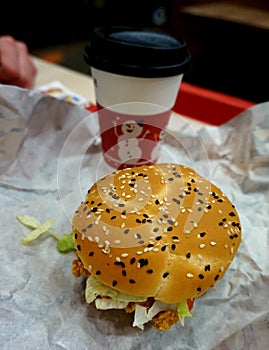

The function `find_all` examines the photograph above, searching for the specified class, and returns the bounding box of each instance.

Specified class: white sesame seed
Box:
[138,198,144,202]
[218,210,223,214]
[224,244,228,249]
[186,273,194,278]
[114,239,121,244]
[121,222,126,228]
[88,265,92,271]
[200,243,206,249]
[210,241,217,246]
[230,247,234,254]
[153,248,159,252]
[197,254,203,260]
[121,253,129,258]
[87,236,93,241]
[98,244,104,248]
[95,236,100,243]
[115,257,121,262]
[220,266,224,272]
[136,251,143,255]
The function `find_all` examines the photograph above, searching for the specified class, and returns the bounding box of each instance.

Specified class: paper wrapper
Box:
[0,85,268,350]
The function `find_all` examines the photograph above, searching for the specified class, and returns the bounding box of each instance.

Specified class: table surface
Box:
[33,56,96,103]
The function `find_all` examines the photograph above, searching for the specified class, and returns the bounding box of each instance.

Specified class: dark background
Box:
[1,0,269,103]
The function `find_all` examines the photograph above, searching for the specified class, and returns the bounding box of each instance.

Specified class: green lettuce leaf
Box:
[177,300,192,326]
[85,275,147,304]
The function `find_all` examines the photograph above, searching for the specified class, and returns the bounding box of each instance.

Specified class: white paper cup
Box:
[84,26,191,169]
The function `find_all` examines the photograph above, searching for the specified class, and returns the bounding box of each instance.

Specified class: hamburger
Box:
[71,163,241,331]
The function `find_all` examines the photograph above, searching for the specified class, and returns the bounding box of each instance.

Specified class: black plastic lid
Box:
[84,26,191,78]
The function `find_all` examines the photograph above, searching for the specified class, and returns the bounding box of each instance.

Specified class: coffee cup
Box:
[84,26,191,169]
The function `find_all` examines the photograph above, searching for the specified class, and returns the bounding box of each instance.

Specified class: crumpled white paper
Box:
[0,85,268,350]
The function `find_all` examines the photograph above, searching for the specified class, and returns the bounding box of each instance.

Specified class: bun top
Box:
[72,163,241,304]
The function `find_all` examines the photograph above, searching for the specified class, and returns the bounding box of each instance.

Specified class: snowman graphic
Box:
[113,119,150,164]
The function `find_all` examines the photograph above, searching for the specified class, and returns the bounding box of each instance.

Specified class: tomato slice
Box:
[187,298,195,311]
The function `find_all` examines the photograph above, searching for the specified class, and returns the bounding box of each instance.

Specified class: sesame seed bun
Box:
[72,163,241,304]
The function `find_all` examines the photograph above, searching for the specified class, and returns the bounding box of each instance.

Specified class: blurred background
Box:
[1,0,269,103]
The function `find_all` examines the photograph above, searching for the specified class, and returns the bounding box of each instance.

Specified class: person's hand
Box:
[0,35,37,89]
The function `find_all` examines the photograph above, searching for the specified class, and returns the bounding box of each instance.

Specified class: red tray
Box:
[173,82,255,126]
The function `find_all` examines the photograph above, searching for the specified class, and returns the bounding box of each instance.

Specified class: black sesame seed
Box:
[205,265,210,271]
[130,257,136,265]
[77,245,81,251]
[161,246,167,252]
[138,240,144,244]
[229,212,236,217]
[89,251,94,256]
[119,203,125,207]
[91,207,97,212]
[82,228,87,233]
[214,275,220,281]
[155,236,162,241]
[147,219,153,223]
[122,270,127,277]
[155,199,160,205]
[136,219,142,223]
[87,223,93,228]
[106,208,111,213]
[96,270,101,275]
[143,214,149,218]
[199,232,206,237]
[171,244,176,250]
[218,222,224,226]
[129,279,136,284]
[110,215,116,220]
[173,198,180,204]
[74,233,78,239]
[138,258,148,267]
[197,287,202,292]
[167,226,173,232]
[186,252,191,258]
[153,227,159,232]
[113,280,117,287]
[124,229,129,234]
[199,274,204,279]
[163,272,169,278]
[136,233,142,239]
[147,269,153,274]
